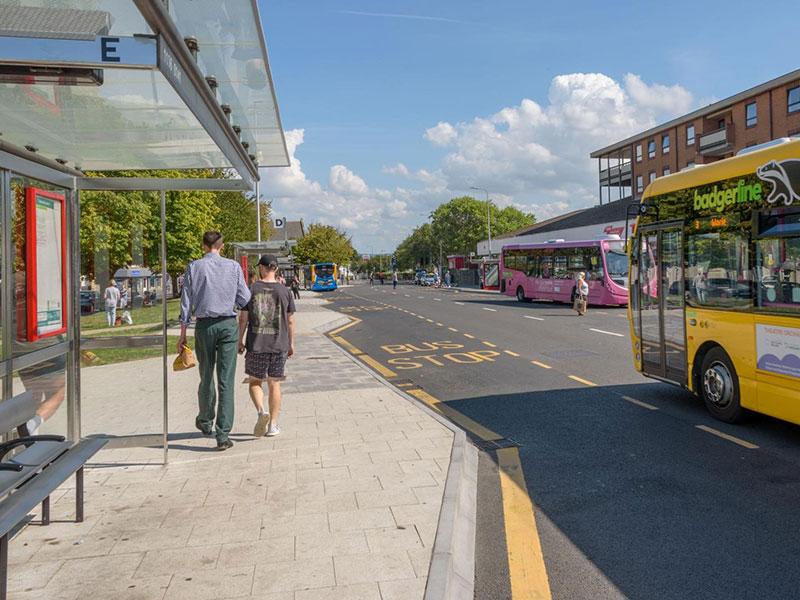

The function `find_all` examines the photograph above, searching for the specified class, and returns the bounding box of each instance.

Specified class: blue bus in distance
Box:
[311,262,338,291]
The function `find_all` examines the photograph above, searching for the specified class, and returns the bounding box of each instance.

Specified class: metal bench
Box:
[0,391,106,600]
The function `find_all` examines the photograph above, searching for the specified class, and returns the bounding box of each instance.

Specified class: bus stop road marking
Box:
[328,317,362,336]
[524,315,544,321]
[531,360,552,369]
[360,354,397,379]
[482,341,497,348]
[504,350,520,357]
[331,336,363,356]
[568,375,597,387]
[498,446,553,600]
[621,395,658,410]
[406,388,502,442]
[589,328,625,337]
[696,425,759,449]
[483,307,497,312]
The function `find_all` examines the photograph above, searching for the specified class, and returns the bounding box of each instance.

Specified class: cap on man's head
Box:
[258,254,279,268]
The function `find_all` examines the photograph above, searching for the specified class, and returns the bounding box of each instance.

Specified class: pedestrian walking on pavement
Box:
[104,279,120,327]
[574,271,589,316]
[178,231,251,451]
[238,254,296,439]
[369,272,374,286]
[290,274,301,300]
[392,271,398,289]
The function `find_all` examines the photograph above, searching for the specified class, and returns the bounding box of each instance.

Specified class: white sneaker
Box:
[266,424,281,437]
[254,413,270,437]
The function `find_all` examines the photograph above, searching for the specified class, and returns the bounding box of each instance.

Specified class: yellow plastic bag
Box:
[173,345,197,371]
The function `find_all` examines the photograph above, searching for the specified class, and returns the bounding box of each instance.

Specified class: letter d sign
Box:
[274,218,284,228]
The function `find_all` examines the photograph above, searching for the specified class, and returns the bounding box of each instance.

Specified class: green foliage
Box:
[293,224,356,266]
[393,196,535,268]
[395,223,435,270]
[80,169,272,282]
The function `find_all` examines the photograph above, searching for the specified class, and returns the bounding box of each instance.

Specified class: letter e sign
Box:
[101,37,121,63]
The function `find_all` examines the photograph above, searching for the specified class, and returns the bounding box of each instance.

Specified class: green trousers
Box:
[194,317,239,442]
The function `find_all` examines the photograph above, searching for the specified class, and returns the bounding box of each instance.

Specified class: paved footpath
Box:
[8,296,456,600]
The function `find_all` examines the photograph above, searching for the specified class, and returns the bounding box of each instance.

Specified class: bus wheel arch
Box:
[694,343,745,423]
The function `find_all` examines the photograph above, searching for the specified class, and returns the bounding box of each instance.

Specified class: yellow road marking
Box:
[568,375,597,387]
[464,333,475,339]
[448,327,458,332]
[531,361,552,369]
[504,350,520,357]
[498,447,553,600]
[696,425,759,449]
[331,335,363,356]
[406,388,502,441]
[328,317,362,336]
[621,395,658,411]
[482,341,497,348]
[359,354,397,379]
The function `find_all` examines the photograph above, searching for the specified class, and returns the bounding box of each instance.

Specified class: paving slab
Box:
[7,296,456,599]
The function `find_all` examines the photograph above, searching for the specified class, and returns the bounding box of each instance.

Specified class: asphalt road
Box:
[326,281,800,600]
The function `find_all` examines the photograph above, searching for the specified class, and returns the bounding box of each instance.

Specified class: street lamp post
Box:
[470,186,492,258]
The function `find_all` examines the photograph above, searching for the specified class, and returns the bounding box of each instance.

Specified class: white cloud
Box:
[265,73,695,252]
[424,121,458,146]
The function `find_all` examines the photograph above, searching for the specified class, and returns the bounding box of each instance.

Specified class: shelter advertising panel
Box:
[26,187,67,341]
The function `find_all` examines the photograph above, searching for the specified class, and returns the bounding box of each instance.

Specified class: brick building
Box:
[591,69,800,203]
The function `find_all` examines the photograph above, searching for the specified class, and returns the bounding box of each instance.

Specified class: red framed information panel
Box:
[25,187,67,341]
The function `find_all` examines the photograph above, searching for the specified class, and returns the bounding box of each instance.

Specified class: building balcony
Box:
[699,126,735,156]
[599,162,632,186]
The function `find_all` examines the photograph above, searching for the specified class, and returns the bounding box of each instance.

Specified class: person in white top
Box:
[574,272,589,316]
[104,279,120,326]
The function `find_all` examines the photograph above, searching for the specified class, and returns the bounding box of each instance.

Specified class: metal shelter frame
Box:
[0,0,289,463]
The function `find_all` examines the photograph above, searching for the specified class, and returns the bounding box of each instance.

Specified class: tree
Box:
[214,189,272,255]
[429,196,535,257]
[293,224,356,266]
[395,223,435,270]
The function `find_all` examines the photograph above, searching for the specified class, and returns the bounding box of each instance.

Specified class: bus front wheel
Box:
[516,287,526,303]
[700,348,744,423]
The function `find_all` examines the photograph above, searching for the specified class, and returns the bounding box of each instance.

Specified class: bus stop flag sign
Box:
[275,218,285,228]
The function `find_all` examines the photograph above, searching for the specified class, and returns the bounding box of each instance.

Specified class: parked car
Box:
[423,273,439,287]
[414,270,427,285]
[80,290,99,314]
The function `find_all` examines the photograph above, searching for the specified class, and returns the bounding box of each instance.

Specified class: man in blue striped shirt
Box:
[178,231,251,450]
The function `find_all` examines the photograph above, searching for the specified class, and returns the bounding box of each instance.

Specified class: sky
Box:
[257,0,800,253]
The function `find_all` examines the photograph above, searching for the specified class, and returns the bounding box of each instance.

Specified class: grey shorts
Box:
[245,351,288,381]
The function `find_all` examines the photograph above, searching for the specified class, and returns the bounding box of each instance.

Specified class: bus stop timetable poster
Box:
[26,187,67,341]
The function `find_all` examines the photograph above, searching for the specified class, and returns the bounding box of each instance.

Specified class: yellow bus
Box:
[628,138,800,424]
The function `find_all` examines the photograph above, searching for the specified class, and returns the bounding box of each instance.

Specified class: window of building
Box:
[662,134,670,154]
[635,144,642,162]
[686,124,695,146]
[788,86,800,113]
[663,167,671,176]
[718,118,726,130]
[647,139,656,159]
[687,232,752,309]
[649,171,656,184]
[746,102,758,127]
[636,175,643,193]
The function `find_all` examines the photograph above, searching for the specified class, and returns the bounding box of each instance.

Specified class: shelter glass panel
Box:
[0,1,152,37]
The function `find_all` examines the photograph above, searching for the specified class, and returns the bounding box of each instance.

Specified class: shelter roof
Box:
[0,0,288,188]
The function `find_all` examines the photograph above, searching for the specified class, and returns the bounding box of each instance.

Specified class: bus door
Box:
[637,225,687,384]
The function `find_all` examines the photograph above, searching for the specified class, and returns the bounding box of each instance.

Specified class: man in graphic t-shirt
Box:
[238,254,296,437]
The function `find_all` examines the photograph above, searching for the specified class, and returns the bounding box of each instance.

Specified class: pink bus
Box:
[500,238,629,306]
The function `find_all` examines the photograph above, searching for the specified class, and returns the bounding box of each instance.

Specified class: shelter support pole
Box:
[67,186,81,442]
[161,190,169,464]
[255,179,261,242]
